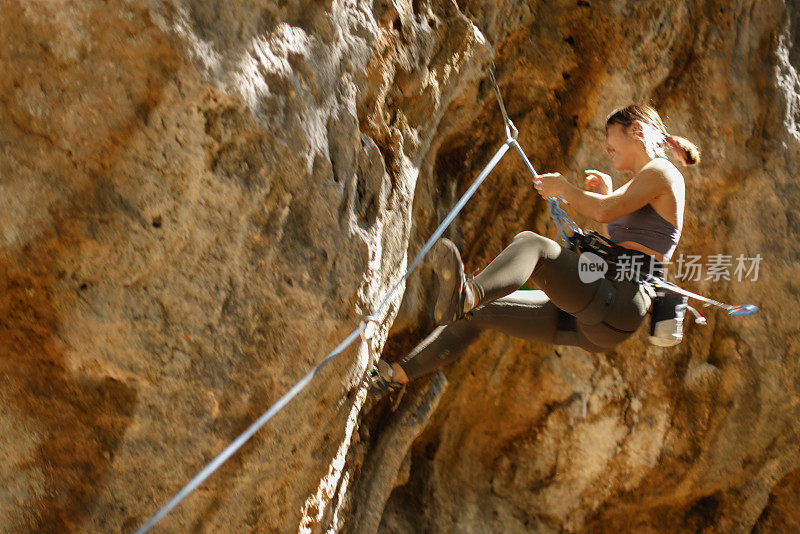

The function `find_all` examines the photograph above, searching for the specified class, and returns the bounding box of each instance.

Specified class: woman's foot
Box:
[391,362,409,383]
[367,359,408,397]
[431,238,479,325]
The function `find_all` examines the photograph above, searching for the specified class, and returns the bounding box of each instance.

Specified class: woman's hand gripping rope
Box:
[534,169,613,199]
[533,172,569,198]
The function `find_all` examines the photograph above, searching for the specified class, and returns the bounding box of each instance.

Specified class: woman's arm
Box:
[585,170,617,238]
[556,168,668,223]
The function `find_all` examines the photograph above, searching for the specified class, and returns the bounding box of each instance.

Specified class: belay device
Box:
[487,64,758,346]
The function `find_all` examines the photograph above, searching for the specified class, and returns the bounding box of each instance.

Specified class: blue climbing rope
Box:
[511,138,583,245]
[488,63,581,246]
[135,63,757,533]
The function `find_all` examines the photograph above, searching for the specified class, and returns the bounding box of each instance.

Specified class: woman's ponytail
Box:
[666,135,701,166]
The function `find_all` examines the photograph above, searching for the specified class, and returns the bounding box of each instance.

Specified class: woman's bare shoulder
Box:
[648,157,684,183]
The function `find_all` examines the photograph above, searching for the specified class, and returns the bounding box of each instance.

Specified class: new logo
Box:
[578,251,608,283]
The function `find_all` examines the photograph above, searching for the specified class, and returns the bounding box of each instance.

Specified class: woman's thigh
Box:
[577,279,651,348]
[526,234,612,316]
[467,290,608,352]
[470,233,653,350]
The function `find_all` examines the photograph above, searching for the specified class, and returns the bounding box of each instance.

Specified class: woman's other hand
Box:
[584,169,612,195]
[533,172,567,198]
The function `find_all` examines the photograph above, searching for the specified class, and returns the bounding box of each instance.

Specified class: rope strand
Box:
[134,70,514,533]
[134,62,755,534]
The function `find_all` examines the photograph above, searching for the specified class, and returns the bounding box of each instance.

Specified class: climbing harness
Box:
[567,228,756,318]
[570,230,665,280]
[565,229,705,344]
[135,62,757,533]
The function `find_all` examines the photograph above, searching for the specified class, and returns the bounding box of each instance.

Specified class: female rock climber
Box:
[368,104,701,396]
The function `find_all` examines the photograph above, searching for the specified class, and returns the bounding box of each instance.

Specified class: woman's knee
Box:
[511,231,560,254]
[513,230,546,243]
[513,230,536,241]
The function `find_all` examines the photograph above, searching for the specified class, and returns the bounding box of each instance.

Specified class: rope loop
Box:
[359,313,381,343]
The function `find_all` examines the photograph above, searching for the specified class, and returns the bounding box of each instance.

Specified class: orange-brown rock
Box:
[1,1,798,532]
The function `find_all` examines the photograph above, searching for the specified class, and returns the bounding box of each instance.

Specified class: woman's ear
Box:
[628,119,643,140]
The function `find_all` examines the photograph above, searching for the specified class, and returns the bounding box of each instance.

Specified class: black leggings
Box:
[397,231,652,381]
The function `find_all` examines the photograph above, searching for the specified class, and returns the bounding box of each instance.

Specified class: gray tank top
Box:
[607,203,680,261]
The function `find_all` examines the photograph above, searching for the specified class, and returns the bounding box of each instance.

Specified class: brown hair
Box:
[604,104,701,166]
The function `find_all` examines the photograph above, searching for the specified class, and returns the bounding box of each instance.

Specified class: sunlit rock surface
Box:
[1,1,798,532]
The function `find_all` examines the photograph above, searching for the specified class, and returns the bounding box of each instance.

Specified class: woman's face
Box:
[604,121,641,172]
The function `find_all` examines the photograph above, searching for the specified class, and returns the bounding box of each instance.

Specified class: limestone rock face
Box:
[1,0,798,532]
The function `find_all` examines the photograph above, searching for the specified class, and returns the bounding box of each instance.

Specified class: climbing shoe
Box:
[367,359,405,397]
[431,238,477,326]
